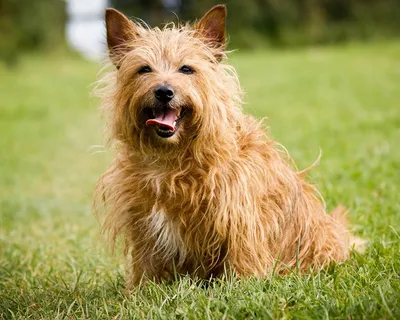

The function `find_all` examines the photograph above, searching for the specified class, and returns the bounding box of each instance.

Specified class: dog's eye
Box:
[179,65,194,74]
[138,66,152,74]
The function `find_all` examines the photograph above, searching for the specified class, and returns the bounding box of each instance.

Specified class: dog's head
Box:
[100,5,242,158]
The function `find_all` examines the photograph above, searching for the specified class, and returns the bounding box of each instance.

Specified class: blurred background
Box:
[1,0,400,63]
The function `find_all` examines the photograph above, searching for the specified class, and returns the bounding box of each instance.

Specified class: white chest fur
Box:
[148,207,186,265]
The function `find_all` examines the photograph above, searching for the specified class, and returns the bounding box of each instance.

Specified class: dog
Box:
[95,5,359,288]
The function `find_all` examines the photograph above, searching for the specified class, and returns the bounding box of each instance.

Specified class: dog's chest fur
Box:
[148,206,187,264]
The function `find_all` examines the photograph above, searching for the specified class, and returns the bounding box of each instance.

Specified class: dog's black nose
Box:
[154,85,174,103]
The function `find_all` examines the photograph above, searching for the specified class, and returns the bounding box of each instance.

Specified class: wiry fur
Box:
[94,6,356,288]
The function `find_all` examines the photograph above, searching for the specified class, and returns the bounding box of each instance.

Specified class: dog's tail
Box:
[331,205,367,253]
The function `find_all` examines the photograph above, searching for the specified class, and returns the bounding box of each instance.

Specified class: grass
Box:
[0,42,399,319]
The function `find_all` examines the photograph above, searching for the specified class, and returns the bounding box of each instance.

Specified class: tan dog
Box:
[95,5,358,288]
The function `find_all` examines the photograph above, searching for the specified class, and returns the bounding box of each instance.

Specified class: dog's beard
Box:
[131,102,196,156]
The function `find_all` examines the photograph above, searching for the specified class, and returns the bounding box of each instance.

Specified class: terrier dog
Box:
[95,5,358,288]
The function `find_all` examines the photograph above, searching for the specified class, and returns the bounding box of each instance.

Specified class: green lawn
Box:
[1,42,399,319]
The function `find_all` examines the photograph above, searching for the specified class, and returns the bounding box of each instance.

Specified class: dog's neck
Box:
[126,123,251,177]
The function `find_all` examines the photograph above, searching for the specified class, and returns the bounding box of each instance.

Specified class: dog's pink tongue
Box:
[146,108,178,131]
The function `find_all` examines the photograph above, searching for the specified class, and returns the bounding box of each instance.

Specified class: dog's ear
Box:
[105,8,137,68]
[196,5,227,60]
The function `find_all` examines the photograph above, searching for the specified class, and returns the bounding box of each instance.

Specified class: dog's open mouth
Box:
[145,107,183,138]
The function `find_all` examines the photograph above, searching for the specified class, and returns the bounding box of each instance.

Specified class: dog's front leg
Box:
[125,242,174,288]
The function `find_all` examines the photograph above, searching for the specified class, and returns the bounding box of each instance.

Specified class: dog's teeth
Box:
[157,128,171,133]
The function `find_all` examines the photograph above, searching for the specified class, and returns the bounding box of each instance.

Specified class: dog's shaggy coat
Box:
[95,5,356,287]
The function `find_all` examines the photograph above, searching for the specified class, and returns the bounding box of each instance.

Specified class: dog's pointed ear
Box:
[105,8,136,67]
[196,5,227,59]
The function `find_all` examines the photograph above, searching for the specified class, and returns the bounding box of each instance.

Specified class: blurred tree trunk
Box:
[0,0,66,66]
[254,0,281,44]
